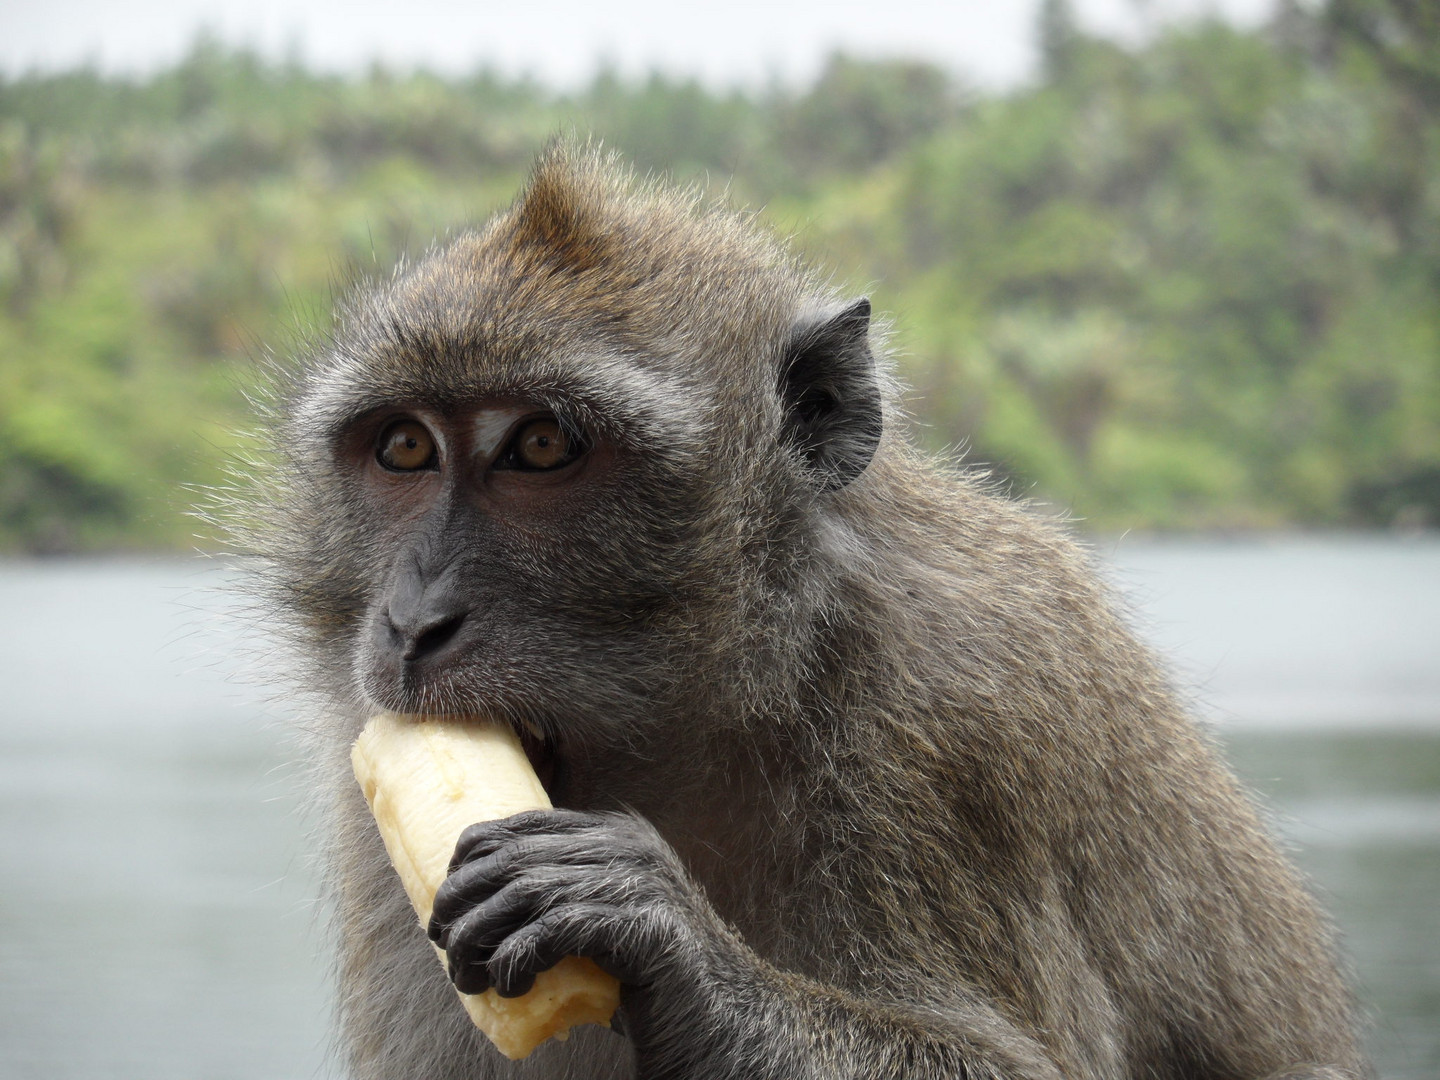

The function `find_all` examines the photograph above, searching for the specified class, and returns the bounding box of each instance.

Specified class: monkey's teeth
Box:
[512,719,558,798]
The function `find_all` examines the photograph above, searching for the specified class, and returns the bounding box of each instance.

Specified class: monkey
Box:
[243,142,1371,1080]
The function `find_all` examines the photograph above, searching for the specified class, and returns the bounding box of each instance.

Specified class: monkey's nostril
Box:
[402,612,466,662]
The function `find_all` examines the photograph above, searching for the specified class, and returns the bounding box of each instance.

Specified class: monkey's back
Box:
[737,459,1368,1079]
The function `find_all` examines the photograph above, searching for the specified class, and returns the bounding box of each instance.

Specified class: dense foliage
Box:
[0,1,1436,551]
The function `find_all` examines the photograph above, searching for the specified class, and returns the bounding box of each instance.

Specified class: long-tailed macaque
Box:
[245,143,1370,1080]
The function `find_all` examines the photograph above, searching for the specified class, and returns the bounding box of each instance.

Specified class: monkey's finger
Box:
[431,837,616,938]
[488,902,642,997]
[438,863,621,976]
[438,879,538,987]
[449,808,608,871]
[437,881,535,961]
[447,955,492,996]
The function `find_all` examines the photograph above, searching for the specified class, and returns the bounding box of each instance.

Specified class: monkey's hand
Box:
[427,809,1061,1080]
[428,808,729,998]
[429,807,802,1075]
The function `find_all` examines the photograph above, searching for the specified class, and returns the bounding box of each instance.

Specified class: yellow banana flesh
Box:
[351,711,621,1059]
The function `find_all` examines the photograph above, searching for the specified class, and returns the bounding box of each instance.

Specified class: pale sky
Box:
[0,0,1282,90]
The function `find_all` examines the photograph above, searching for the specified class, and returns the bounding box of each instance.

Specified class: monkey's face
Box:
[346,401,597,694]
[279,294,885,797]
[324,384,695,788]
[286,322,880,806]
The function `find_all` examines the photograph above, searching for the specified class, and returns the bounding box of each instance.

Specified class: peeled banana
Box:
[351,711,621,1059]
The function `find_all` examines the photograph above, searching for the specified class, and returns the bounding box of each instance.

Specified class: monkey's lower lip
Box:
[517,722,558,797]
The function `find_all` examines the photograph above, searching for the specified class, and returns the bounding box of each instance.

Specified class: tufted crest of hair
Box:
[311,141,854,429]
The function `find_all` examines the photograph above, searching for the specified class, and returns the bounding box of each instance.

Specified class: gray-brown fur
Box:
[241,142,1371,1080]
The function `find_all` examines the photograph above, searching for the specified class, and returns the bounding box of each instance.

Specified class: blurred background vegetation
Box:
[0,0,1436,552]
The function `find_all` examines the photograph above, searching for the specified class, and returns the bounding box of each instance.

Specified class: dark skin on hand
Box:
[243,143,1372,1080]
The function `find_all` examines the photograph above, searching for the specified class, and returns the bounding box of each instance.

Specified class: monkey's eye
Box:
[496,417,585,472]
[376,419,438,472]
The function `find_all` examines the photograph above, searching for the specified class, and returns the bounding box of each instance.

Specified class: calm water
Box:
[0,537,1436,1079]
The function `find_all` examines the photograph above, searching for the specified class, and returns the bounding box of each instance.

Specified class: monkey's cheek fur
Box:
[351,711,622,1059]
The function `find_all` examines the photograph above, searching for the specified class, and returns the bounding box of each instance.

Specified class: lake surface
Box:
[0,536,1436,1079]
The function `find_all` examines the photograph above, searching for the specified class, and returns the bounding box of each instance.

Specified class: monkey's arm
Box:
[428,809,1063,1080]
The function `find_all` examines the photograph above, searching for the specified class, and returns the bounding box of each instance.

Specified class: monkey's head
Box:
[255,145,887,788]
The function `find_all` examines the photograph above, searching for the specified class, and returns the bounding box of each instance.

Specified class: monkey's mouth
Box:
[517,720,560,798]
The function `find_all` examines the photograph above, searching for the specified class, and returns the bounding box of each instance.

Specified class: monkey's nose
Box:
[383,613,466,665]
[380,558,471,664]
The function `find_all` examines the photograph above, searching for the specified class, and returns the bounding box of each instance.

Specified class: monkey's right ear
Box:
[780,298,883,490]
